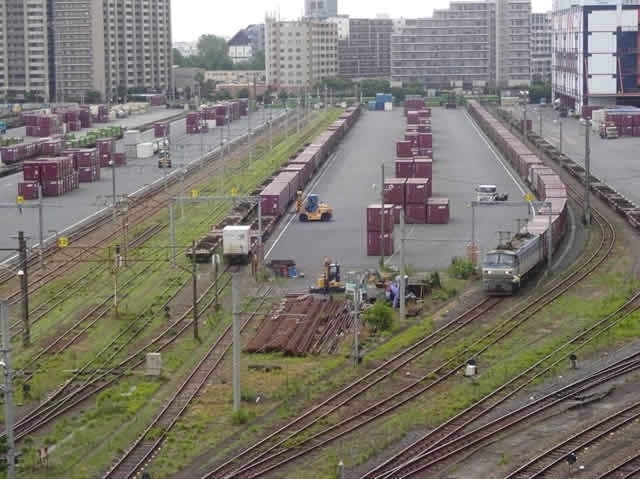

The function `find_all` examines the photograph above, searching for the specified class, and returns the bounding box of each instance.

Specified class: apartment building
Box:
[392,2,494,88]
[339,18,393,79]
[391,0,531,89]
[0,0,51,100]
[265,17,338,90]
[228,30,252,64]
[496,0,531,86]
[204,70,265,84]
[552,0,640,112]
[531,12,552,83]
[305,0,338,19]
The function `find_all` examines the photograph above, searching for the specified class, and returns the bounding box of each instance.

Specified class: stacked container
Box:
[96,138,115,167]
[404,178,432,224]
[366,204,394,256]
[186,112,202,134]
[79,107,93,128]
[20,156,78,197]
[94,105,109,123]
[427,198,450,224]
[154,122,170,138]
[70,148,101,182]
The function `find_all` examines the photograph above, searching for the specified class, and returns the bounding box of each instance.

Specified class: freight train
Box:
[188,106,362,264]
[467,100,569,295]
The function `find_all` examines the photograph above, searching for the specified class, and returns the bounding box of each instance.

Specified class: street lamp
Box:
[108,159,117,221]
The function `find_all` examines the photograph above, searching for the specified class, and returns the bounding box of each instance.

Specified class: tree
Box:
[85,89,102,104]
[196,34,233,70]
[359,79,391,97]
[173,48,186,67]
[235,49,265,71]
[362,299,394,332]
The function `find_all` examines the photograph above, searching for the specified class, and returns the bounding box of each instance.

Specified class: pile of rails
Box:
[468,100,568,294]
[368,93,393,111]
[366,99,449,256]
[245,295,352,356]
[189,106,362,262]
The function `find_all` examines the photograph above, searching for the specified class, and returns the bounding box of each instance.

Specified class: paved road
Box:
[0,108,287,260]
[512,104,640,206]
[264,107,533,278]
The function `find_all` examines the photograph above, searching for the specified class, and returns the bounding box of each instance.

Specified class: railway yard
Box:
[1,97,640,479]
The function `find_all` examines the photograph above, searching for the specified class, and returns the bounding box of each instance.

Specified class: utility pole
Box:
[18,231,29,347]
[324,84,328,109]
[113,244,121,317]
[584,119,591,226]
[297,95,300,133]
[400,208,406,321]
[248,97,252,163]
[232,273,240,411]
[523,104,527,134]
[192,239,199,341]
[380,163,385,264]
[559,118,563,154]
[471,203,476,266]
[539,112,543,135]
[110,159,117,221]
[0,301,16,479]
[353,278,360,365]
[169,201,176,266]
[37,184,44,270]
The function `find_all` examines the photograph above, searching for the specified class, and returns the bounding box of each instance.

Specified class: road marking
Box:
[265,151,341,259]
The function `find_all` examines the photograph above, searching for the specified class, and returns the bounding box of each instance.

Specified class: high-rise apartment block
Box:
[305,0,338,19]
[552,0,640,112]
[265,17,337,90]
[391,0,531,88]
[339,18,393,79]
[531,12,552,83]
[0,0,51,100]
[0,0,171,102]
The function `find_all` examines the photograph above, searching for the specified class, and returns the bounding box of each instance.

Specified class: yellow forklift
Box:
[297,191,333,222]
[310,257,346,294]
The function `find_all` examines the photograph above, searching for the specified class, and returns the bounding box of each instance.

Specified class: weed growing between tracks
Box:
[264,274,640,477]
[14,109,343,476]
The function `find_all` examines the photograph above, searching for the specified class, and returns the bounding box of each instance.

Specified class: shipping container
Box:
[395,159,414,178]
[383,178,406,205]
[413,158,432,179]
[22,161,41,181]
[367,231,393,256]
[396,141,413,158]
[406,178,432,204]
[405,203,427,224]
[260,181,291,217]
[366,204,394,232]
[426,197,450,224]
[18,181,39,200]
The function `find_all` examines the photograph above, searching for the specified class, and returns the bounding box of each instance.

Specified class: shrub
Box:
[448,257,476,279]
[362,299,394,332]
[231,408,255,425]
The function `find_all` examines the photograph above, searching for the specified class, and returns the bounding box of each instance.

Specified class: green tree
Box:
[85,89,102,104]
[235,50,265,71]
[201,79,216,100]
[359,79,391,97]
[362,299,394,332]
[196,34,233,70]
[173,48,186,67]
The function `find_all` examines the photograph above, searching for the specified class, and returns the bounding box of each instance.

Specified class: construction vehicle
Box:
[297,191,333,222]
[599,121,618,139]
[310,257,346,294]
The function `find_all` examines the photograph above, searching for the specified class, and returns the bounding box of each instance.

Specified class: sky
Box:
[172,0,553,42]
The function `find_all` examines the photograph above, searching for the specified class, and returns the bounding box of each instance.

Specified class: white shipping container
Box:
[588,75,617,94]
[384,102,393,111]
[136,142,154,158]
[124,129,142,146]
[223,225,251,256]
[588,54,616,74]
[588,32,616,53]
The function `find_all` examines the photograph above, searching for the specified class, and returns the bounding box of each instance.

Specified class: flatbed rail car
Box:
[187,106,362,263]
[496,106,640,235]
[467,100,568,295]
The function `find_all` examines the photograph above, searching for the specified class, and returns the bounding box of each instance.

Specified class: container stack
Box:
[20,156,78,197]
[63,148,101,183]
[366,204,394,256]
[239,99,248,116]
[95,138,115,167]
[214,104,228,126]
[93,105,109,123]
[153,122,170,138]
[368,93,393,111]
[79,107,93,129]
[592,107,640,136]
[186,112,202,134]
[149,95,166,106]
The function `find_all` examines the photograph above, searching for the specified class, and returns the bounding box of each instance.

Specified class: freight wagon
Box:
[467,100,569,295]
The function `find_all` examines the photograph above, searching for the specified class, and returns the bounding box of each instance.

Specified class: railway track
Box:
[103,280,271,479]
[597,446,640,478]
[9,263,236,442]
[200,127,618,479]
[0,110,295,300]
[504,397,640,478]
